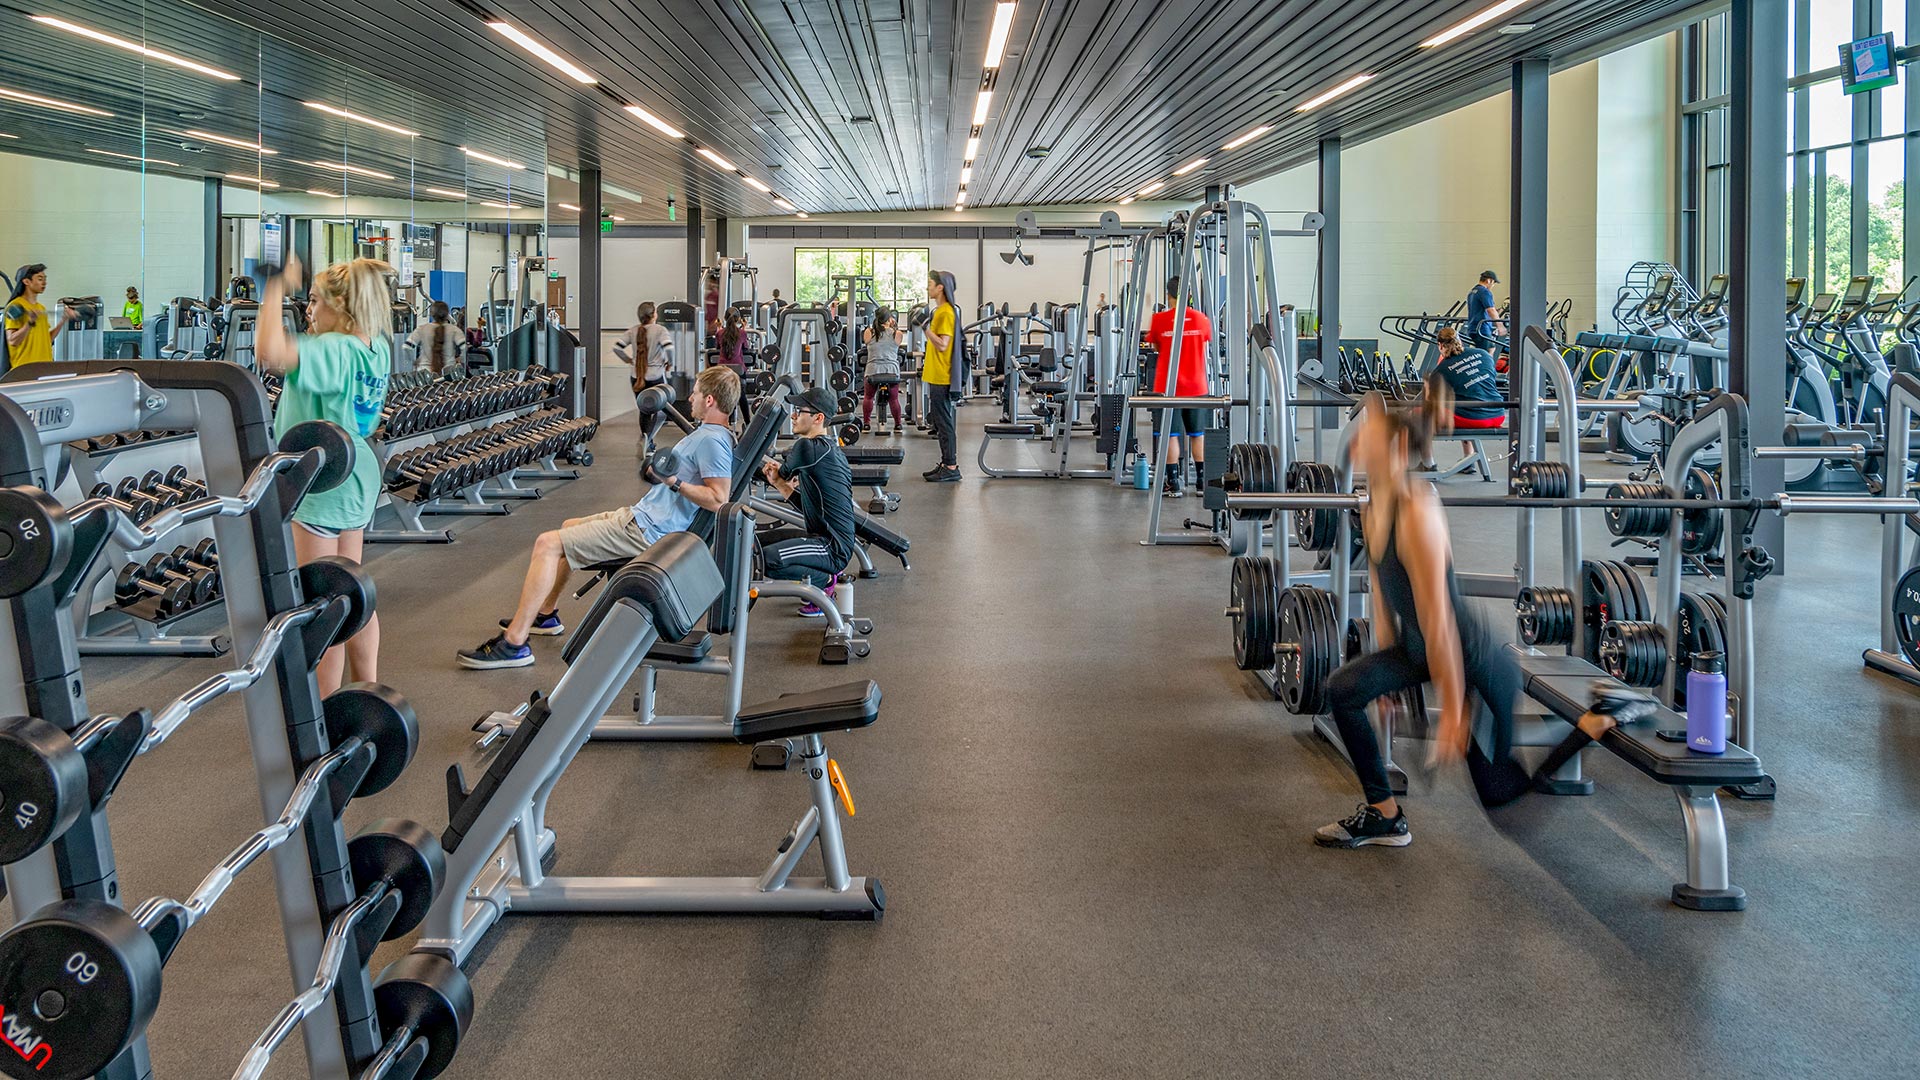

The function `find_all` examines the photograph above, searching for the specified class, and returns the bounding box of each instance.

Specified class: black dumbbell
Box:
[98,480,160,523]
[143,553,218,607]
[114,562,196,615]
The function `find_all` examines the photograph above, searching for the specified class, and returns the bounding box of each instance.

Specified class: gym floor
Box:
[47,408,1918,1079]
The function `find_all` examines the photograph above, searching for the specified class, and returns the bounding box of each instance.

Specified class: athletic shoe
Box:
[1163,472,1184,497]
[926,465,961,483]
[798,582,837,618]
[457,634,535,670]
[1314,804,1411,848]
[499,611,564,636]
[922,465,945,480]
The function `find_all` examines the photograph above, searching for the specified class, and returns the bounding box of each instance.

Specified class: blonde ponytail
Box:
[312,258,395,339]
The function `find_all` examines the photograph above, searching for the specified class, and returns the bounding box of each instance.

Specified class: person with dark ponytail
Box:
[1312,374,1532,849]
[921,270,963,481]
[616,301,670,452]
[405,300,460,374]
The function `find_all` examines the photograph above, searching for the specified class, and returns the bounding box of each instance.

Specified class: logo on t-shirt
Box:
[351,371,390,437]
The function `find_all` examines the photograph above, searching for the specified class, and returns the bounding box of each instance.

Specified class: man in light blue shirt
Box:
[459,366,740,669]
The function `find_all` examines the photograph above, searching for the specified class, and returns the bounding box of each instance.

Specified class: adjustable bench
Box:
[849,463,901,514]
[1509,647,1763,910]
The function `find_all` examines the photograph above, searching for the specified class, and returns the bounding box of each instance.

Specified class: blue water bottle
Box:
[1133,457,1151,489]
[1685,650,1727,754]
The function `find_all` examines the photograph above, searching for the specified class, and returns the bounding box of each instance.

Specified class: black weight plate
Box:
[348,819,444,940]
[324,683,419,798]
[278,421,356,494]
[0,715,88,865]
[1344,616,1370,663]
[1230,556,1276,671]
[372,953,474,1080]
[299,556,376,643]
[0,487,72,599]
[1682,468,1724,556]
[0,900,161,1080]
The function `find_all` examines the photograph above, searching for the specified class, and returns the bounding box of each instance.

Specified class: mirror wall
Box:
[0,0,547,363]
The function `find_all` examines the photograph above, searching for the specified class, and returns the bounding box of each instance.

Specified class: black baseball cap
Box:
[793,387,838,418]
[1480,270,1500,283]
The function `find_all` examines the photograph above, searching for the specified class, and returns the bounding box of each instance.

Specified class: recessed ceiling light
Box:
[422,186,465,199]
[31,16,240,81]
[625,104,685,140]
[796,212,809,219]
[488,21,598,84]
[774,197,795,210]
[1422,0,1535,48]
[226,174,279,188]
[303,102,420,138]
[743,175,771,193]
[0,133,18,139]
[1296,73,1373,112]
[183,129,276,155]
[85,147,181,166]
[558,202,581,212]
[1222,125,1271,151]
[481,200,513,209]
[462,146,526,170]
[0,85,111,117]
[973,91,993,126]
[1137,180,1165,196]
[960,166,973,185]
[1173,157,1208,176]
[307,159,396,180]
[306,189,342,198]
[1025,145,1050,159]
[984,2,1018,68]
[1498,22,1536,34]
[696,147,737,172]
[1119,196,1136,205]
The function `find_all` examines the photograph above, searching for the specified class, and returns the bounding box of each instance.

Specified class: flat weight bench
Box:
[849,464,901,516]
[1430,427,1505,481]
[843,446,905,466]
[1509,647,1763,910]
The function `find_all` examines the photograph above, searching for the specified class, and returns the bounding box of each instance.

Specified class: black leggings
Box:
[1326,638,1526,806]
[758,527,843,588]
[927,384,958,466]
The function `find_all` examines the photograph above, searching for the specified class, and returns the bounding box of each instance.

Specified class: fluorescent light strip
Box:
[743,176,772,193]
[1223,125,1271,151]
[964,136,979,162]
[1421,0,1534,48]
[226,174,279,188]
[85,148,181,166]
[1136,180,1164,196]
[1296,73,1374,112]
[624,104,685,140]
[1173,157,1207,176]
[695,147,737,171]
[960,165,973,185]
[955,190,968,204]
[1119,196,1135,205]
[773,197,795,211]
[481,201,513,209]
[558,202,581,212]
[303,102,420,138]
[183,129,276,155]
[31,16,239,81]
[306,189,342,198]
[795,212,809,219]
[0,133,18,139]
[972,91,993,127]
[611,215,626,222]
[306,159,396,180]
[488,21,597,84]
[983,2,1018,67]
[422,186,466,199]
[462,146,526,170]
[0,85,111,117]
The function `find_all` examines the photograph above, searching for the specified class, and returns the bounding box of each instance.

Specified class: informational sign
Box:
[507,254,521,300]
[398,243,415,281]
[261,219,284,272]
[1841,33,1900,95]
[600,220,614,234]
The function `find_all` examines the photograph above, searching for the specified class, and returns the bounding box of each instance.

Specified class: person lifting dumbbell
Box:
[4,263,78,369]
[758,388,858,617]
[458,365,741,669]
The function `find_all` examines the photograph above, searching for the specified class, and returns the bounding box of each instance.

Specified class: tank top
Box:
[1371,494,1495,668]
[866,335,901,381]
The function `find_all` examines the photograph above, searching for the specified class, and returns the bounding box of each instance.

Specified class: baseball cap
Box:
[1480,270,1500,283]
[793,387,839,418]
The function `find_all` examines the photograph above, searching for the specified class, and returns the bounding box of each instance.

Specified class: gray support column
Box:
[1317,137,1340,367]
[1729,0,1790,561]
[1511,58,1549,338]
[580,167,602,420]
[203,178,222,298]
[686,205,701,302]
[715,215,730,257]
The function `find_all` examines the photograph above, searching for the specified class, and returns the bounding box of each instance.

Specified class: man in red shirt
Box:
[1145,277,1214,496]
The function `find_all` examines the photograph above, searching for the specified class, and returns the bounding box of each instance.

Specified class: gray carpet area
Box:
[43,405,1920,1079]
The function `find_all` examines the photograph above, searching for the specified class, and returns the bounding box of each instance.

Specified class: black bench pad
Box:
[844,447,905,465]
[850,465,893,485]
[1508,647,1764,788]
[646,632,713,663]
[733,680,880,742]
[984,422,1042,436]
[1032,380,1068,394]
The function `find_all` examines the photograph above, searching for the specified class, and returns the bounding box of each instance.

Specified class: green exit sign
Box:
[600,220,614,234]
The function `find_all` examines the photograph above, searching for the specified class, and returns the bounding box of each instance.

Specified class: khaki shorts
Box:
[559,508,652,568]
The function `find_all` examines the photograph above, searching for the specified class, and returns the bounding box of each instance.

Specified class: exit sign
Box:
[600,220,614,234]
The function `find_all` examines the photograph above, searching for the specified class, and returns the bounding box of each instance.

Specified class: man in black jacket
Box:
[758,387,857,616]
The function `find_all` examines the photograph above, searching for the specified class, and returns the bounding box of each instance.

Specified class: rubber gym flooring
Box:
[47,403,1920,1079]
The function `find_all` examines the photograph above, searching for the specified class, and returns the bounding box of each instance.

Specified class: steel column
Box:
[1317,137,1340,368]
[580,168,602,421]
[1511,58,1549,338]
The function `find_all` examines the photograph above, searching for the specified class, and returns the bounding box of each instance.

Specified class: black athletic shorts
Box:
[1151,407,1212,438]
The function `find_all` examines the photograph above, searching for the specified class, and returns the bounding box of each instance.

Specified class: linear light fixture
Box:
[695,147,737,171]
[624,104,685,140]
[960,165,973,185]
[85,148,181,166]
[481,200,513,209]
[1421,0,1534,48]
[1136,180,1164,196]
[462,146,526,170]
[306,189,342,198]
[1119,196,1136,205]
[743,175,772,193]
[610,214,626,222]
[984,2,1018,67]
[1173,157,1208,176]
[964,136,979,162]
[1222,125,1271,151]
[773,197,796,211]
[956,190,968,204]
[184,129,276,154]
[422,186,466,199]
[0,85,111,117]
[558,202,581,212]
[795,211,809,219]
[0,132,18,139]
[1296,73,1373,112]
[226,174,280,188]
[488,21,597,84]
[307,159,396,180]
[303,102,420,138]
[972,91,993,126]
[31,16,239,81]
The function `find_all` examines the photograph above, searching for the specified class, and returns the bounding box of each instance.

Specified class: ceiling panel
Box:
[1,0,1710,220]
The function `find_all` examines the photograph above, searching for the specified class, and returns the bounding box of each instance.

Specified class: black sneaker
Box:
[457,634,534,670]
[927,466,961,483]
[1314,804,1411,848]
[499,611,564,636]
[1163,473,1184,497]
[922,465,945,480]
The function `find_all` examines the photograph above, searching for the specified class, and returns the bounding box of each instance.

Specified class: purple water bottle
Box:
[1686,650,1727,754]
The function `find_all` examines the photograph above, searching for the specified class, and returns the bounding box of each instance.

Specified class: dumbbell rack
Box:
[366,377,583,544]
[61,435,229,657]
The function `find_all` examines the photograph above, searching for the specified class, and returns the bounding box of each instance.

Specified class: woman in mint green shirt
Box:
[257,254,393,695]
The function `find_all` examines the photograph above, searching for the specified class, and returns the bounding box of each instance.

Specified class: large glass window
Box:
[793,248,931,309]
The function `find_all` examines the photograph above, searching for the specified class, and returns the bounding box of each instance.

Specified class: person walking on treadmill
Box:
[759,387,857,617]
[1145,276,1213,496]
[1466,270,1503,352]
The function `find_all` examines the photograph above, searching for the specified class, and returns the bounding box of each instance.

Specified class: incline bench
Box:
[845,445,905,513]
[1509,646,1763,910]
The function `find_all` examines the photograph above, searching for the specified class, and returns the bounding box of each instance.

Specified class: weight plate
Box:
[324,683,419,798]
[299,556,377,643]
[1275,585,1338,716]
[1229,556,1277,671]
[347,819,444,940]
[1682,468,1724,556]
[0,899,161,1080]
[278,421,357,494]
[0,716,87,865]
[372,953,474,1080]
[0,487,72,600]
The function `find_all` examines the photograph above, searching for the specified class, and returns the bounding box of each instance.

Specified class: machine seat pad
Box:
[854,511,910,556]
[1032,380,1069,394]
[1507,647,1765,788]
[843,447,906,465]
[984,422,1043,436]
[849,465,893,485]
[562,532,723,663]
[733,680,881,742]
[646,632,713,663]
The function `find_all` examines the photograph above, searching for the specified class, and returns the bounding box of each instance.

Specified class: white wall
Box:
[0,150,203,307]
[547,235,687,329]
[1595,35,1678,328]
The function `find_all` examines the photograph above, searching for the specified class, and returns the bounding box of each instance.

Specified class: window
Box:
[794,248,931,310]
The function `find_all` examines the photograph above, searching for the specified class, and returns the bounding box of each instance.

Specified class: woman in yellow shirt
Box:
[920,270,962,481]
[3,263,77,369]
